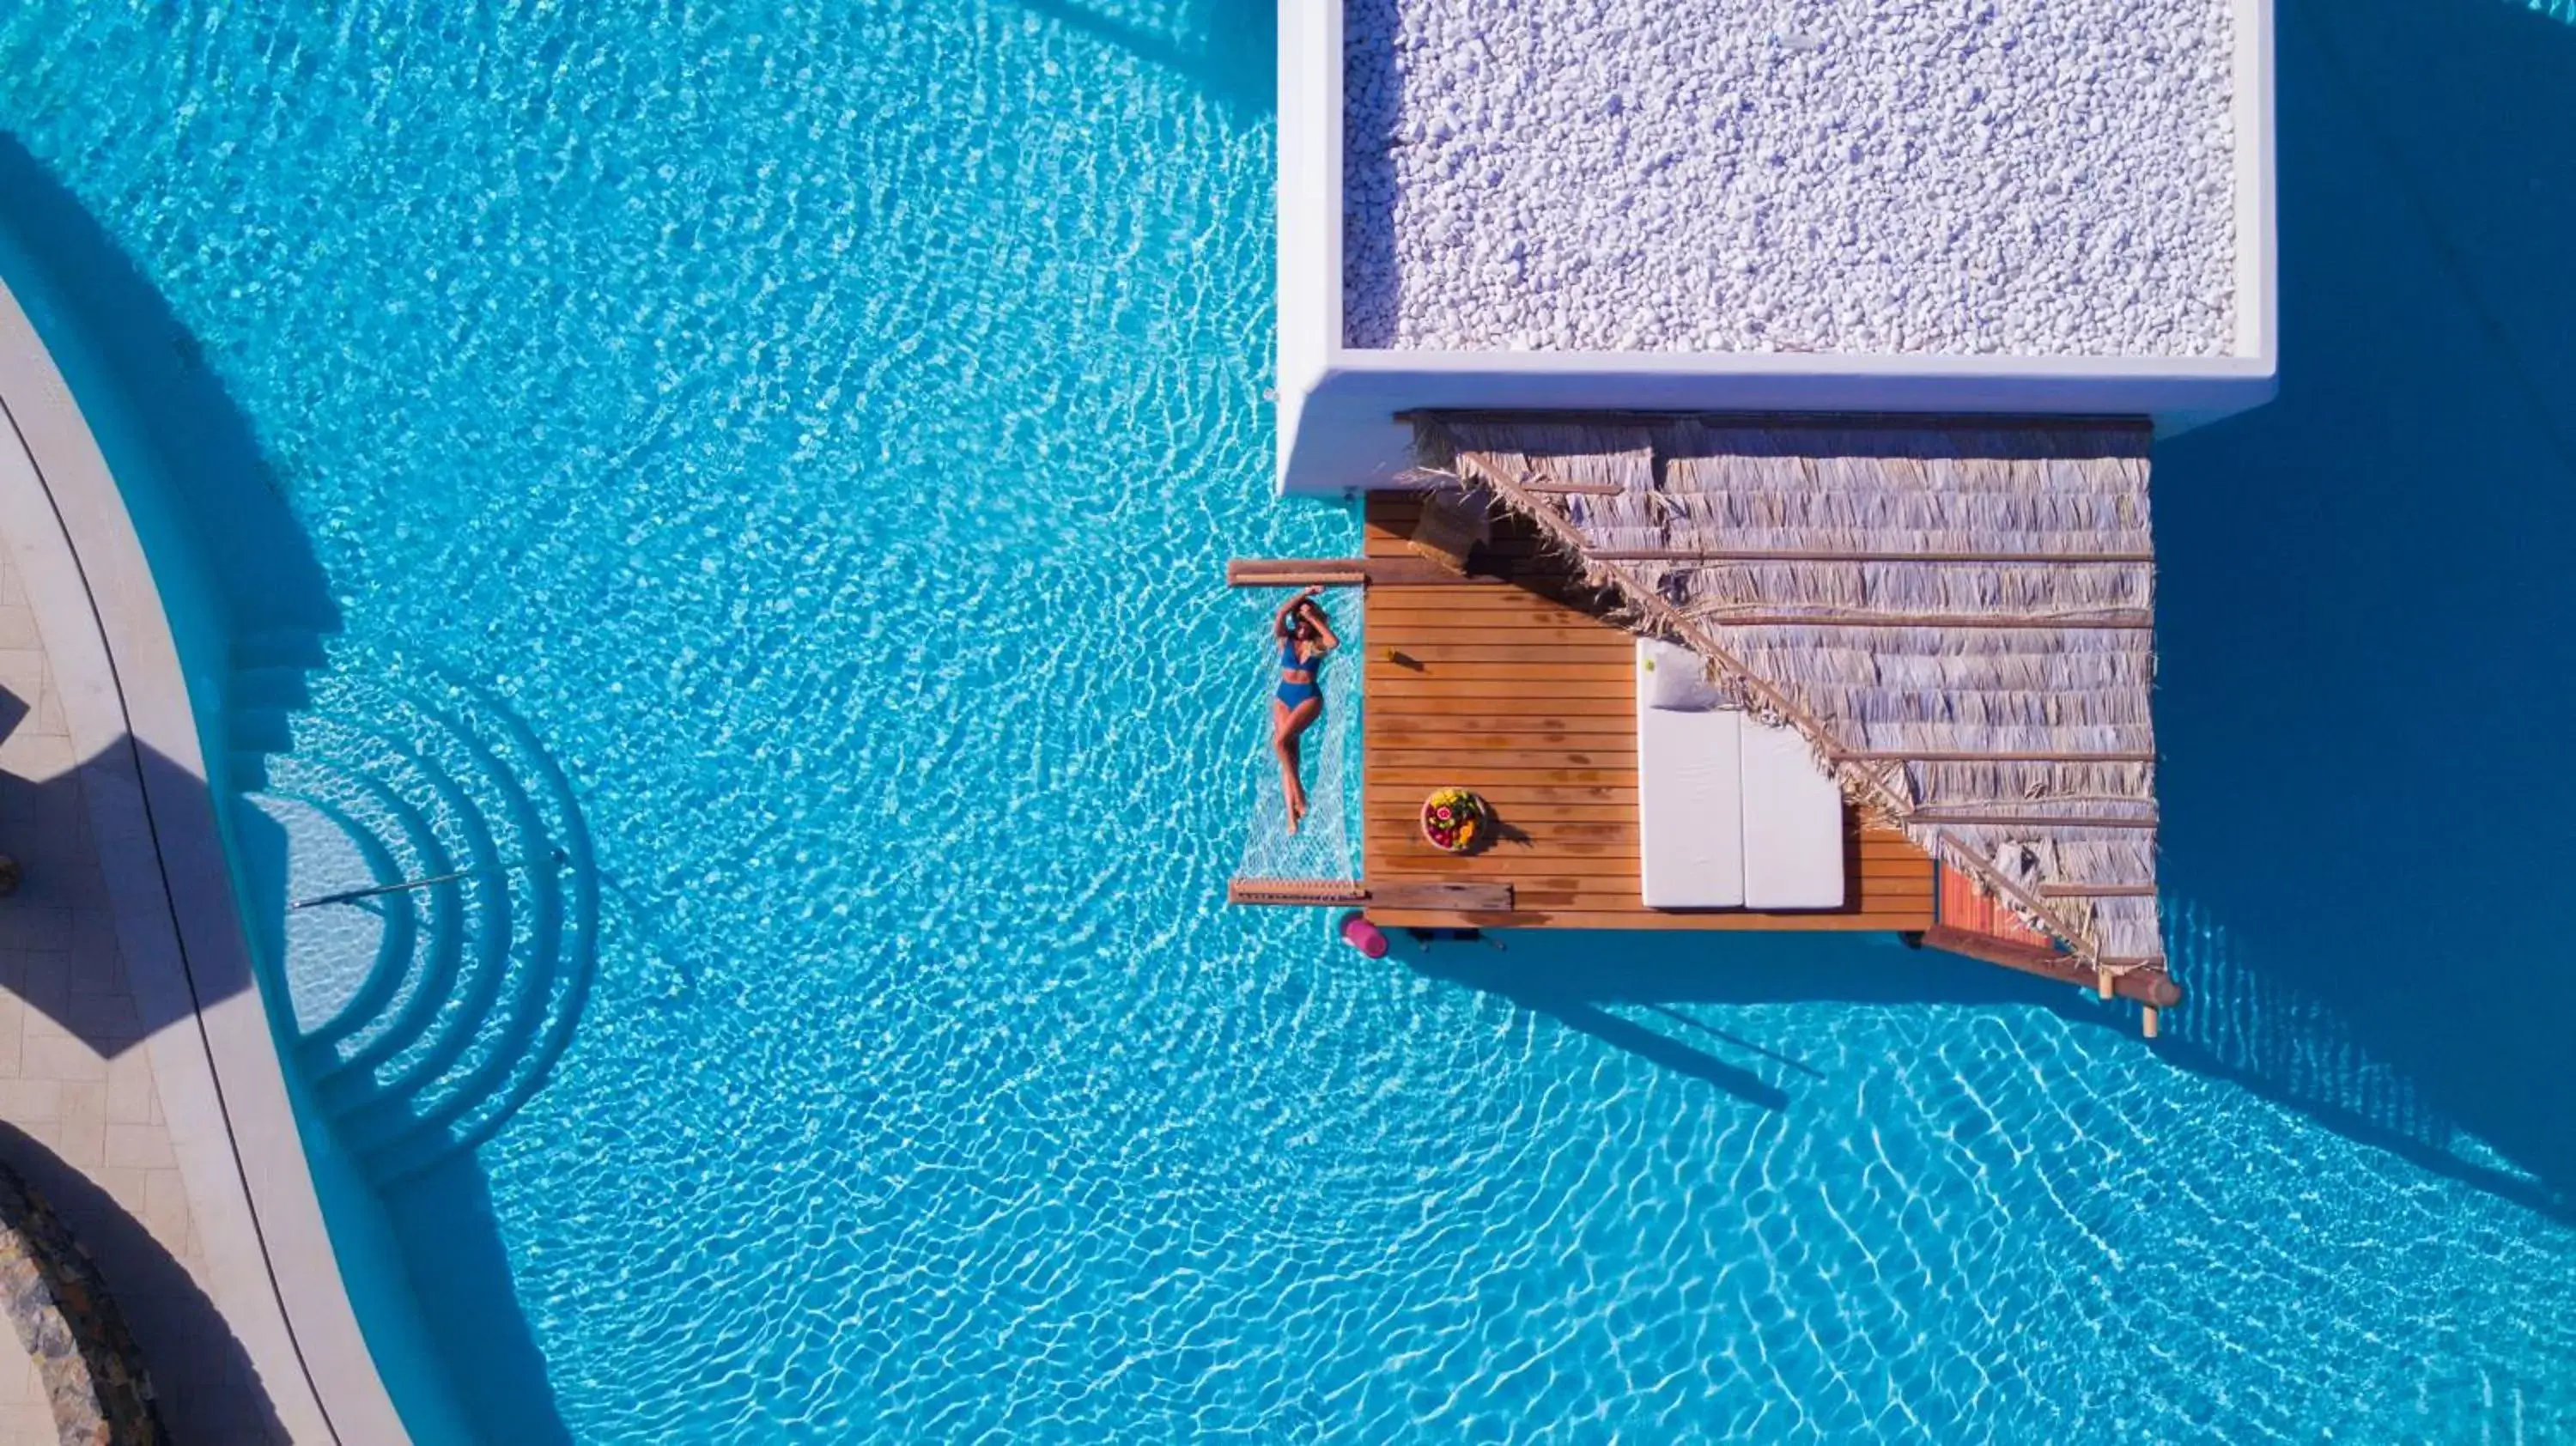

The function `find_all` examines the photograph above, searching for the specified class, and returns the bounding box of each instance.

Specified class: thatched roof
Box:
[1413,412,2164,974]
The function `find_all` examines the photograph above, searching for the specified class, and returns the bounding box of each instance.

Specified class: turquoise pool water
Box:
[6,1,2576,1441]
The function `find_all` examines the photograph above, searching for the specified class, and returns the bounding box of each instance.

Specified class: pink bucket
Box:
[1338,911,1389,959]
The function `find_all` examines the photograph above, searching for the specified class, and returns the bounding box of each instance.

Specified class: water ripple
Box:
[3,2,2572,1443]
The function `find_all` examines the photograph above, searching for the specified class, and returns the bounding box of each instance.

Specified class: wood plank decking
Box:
[1359,493,1938,932]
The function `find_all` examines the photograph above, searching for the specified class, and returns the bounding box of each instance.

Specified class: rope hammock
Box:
[1236,586,1366,885]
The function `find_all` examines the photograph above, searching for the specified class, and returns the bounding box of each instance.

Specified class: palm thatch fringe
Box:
[1412,414,2166,971]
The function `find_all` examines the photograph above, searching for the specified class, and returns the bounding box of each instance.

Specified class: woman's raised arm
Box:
[1307,605,1340,654]
[1274,583,1323,638]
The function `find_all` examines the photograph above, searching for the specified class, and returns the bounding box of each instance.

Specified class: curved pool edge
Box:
[0,275,410,1443]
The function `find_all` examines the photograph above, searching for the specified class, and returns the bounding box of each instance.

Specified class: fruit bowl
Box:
[1419,787,1489,854]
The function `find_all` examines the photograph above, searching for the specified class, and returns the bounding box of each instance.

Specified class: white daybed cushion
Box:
[1740,718,1847,908]
[1636,639,1745,907]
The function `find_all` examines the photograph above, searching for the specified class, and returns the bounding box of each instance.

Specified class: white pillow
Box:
[1639,639,1725,712]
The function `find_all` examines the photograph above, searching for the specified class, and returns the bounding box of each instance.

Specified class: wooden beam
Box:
[1691,610,2154,631]
[1591,548,2154,565]
[1394,407,2154,435]
[1834,749,2159,763]
[1920,924,2182,1006]
[1367,907,1936,932]
[1226,558,1367,587]
[2038,884,2160,898]
[1364,880,1516,911]
[1226,878,1515,911]
[1908,811,2160,830]
[1228,878,1367,906]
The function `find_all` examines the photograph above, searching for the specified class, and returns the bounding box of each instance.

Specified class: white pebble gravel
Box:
[1343,0,2238,355]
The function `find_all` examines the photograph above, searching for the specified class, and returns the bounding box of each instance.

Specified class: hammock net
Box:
[1236,586,1365,884]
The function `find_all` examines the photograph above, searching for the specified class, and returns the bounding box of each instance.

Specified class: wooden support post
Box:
[1920,925,2183,1007]
[2142,1006,2161,1040]
[2096,967,2114,999]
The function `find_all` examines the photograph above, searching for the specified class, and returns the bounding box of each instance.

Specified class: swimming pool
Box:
[4,1,2574,1441]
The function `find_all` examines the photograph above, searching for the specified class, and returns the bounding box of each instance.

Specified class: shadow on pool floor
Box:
[1373,0,2576,1230]
[2154,0,2576,1215]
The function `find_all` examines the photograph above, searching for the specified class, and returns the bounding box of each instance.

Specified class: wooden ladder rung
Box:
[1225,878,1516,912]
[1228,878,1368,906]
[1226,559,1368,588]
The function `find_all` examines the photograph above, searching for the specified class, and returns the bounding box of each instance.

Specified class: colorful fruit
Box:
[1420,788,1489,854]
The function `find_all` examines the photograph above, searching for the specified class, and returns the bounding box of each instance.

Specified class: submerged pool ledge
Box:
[0,273,410,1443]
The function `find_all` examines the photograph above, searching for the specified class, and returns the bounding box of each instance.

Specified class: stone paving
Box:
[0,548,274,1443]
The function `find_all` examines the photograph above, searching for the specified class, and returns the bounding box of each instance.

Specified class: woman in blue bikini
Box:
[1271,584,1340,833]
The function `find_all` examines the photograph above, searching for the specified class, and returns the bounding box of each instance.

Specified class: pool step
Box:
[229,626,331,674]
[230,648,598,1188]
[228,706,296,759]
[228,663,313,714]
[364,689,598,1186]
[220,630,331,793]
[226,749,272,794]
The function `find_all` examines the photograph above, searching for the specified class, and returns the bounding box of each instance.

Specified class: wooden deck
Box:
[1360,493,1938,932]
